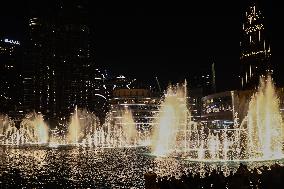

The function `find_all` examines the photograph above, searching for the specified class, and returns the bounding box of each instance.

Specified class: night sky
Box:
[1,0,283,91]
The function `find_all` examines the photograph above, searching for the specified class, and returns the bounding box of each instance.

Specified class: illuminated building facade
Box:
[202,88,284,129]
[201,90,253,129]
[23,0,107,121]
[86,68,109,120]
[109,88,160,130]
[0,38,22,114]
[103,74,138,103]
[189,73,212,95]
[105,75,136,92]
[187,66,216,121]
[188,62,216,96]
[188,88,203,121]
[240,2,271,89]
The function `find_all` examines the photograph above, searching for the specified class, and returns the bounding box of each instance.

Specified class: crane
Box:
[155,76,161,93]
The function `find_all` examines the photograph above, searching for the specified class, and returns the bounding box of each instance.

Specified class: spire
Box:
[155,76,161,93]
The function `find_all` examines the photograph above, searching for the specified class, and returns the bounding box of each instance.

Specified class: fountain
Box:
[152,82,190,156]
[151,76,284,162]
[66,106,147,147]
[100,107,146,148]
[1,105,146,148]
[116,107,138,146]
[121,108,137,142]
[67,106,100,146]
[1,76,284,187]
[20,112,49,144]
[0,115,17,145]
[67,106,80,144]
[0,112,49,145]
[245,76,284,160]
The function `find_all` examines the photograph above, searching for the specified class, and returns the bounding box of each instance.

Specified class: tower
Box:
[23,0,108,122]
[0,38,22,114]
[240,1,271,89]
[24,0,90,118]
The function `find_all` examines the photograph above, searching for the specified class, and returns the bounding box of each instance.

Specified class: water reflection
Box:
[0,147,152,188]
[0,146,283,188]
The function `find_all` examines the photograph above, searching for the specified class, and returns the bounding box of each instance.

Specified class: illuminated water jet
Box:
[67,106,100,145]
[245,76,284,160]
[151,77,284,162]
[19,112,49,144]
[152,82,190,156]
[122,108,137,140]
[66,106,147,147]
[67,106,80,144]
[0,112,49,145]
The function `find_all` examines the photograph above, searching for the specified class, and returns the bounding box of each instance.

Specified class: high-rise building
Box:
[240,1,271,89]
[87,68,109,121]
[23,0,107,122]
[188,88,203,122]
[0,38,22,114]
[188,72,212,95]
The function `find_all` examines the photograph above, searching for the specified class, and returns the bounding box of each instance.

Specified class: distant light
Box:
[116,75,125,79]
[95,93,106,100]
[4,38,20,45]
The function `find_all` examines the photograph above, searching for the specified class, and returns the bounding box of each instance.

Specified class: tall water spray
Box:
[246,76,284,160]
[120,108,137,145]
[67,106,100,145]
[68,106,80,144]
[151,76,284,161]
[152,82,190,156]
[1,113,49,145]
[0,115,17,145]
[20,112,49,144]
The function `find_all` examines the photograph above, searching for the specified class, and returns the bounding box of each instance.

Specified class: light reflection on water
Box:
[0,146,283,188]
[0,146,153,188]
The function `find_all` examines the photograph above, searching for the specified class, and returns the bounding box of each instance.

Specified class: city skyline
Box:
[0,0,283,91]
[94,1,283,91]
[1,2,284,188]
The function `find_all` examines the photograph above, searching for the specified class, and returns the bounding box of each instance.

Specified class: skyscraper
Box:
[240,1,271,89]
[23,0,107,122]
[0,37,22,114]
